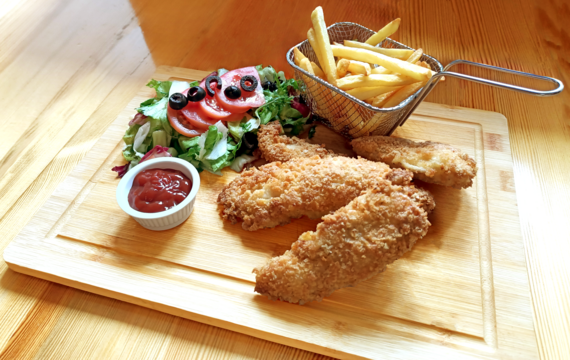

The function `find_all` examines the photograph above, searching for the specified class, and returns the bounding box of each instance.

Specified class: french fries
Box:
[337,58,350,78]
[311,61,326,79]
[307,29,325,71]
[346,86,402,100]
[310,7,338,85]
[406,48,423,64]
[369,91,396,107]
[365,18,401,46]
[347,60,371,76]
[300,58,315,75]
[331,45,433,81]
[382,81,425,108]
[293,47,307,66]
[344,40,413,60]
[337,74,416,90]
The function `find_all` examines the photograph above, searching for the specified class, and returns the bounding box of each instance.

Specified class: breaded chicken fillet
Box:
[217,156,419,231]
[257,121,338,162]
[254,183,431,304]
[352,136,478,189]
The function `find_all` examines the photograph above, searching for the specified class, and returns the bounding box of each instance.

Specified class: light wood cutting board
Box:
[3,66,538,360]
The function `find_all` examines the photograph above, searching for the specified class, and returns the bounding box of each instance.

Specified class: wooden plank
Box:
[3,67,538,359]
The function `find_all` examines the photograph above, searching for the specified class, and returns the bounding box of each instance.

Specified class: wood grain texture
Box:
[4,66,537,359]
[0,0,568,359]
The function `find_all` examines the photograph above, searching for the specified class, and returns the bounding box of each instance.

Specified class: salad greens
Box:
[114,65,311,177]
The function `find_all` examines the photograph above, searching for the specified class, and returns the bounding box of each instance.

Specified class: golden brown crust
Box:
[253,184,431,304]
[351,136,478,189]
[257,122,338,162]
[217,156,418,231]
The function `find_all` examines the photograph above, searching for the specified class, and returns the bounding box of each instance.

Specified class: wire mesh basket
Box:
[286,22,563,139]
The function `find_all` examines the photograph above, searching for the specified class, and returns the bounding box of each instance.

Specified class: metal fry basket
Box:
[286,22,563,139]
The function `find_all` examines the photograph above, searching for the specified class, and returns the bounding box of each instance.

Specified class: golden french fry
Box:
[337,74,416,90]
[370,66,391,75]
[406,48,423,64]
[347,60,372,76]
[331,45,433,81]
[418,61,432,70]
[293,47,307,66]
[346,85,402,100]
[365,18,401,45]
[382,81,425,108]
[344,40,413,60]
[311,61,326,80]
[307,29,325,72]
[311,6,338,85]
[369,91,397,107]
[337,58,350,78]
[300,58,315,75]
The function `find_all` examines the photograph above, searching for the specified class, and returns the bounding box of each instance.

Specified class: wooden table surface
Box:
[0,0,568,359]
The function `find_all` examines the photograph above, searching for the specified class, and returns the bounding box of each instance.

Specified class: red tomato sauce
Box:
[128,169,192,213]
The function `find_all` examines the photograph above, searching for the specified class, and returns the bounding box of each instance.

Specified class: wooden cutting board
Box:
[3,66,538,360]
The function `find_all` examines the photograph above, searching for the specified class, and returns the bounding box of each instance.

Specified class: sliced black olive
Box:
[262,81,271,90]
[240,75,258,92]
[187,86,206,102]
[224,85,241,99]
[169,93,187,110]
[205,75,222,97]
[268,82,278,91]
[242,132,258,150]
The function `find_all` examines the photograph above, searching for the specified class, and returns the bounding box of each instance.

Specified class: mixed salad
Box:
[112,65,311,177]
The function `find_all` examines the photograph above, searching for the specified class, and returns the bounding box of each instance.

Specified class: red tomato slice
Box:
[215,67,265,113]
[180,103,219,130]
[199,79,233,119]
[167,106,203,137]
[223,112,250,123]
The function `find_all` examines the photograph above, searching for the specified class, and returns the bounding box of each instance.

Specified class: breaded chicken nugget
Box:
[254,183,431,304]
[257,121,338,162]
[352,136,478,189]
[217,156,415,231]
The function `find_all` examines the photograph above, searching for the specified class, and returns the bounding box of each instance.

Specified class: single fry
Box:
[346,85,402,100]
[331,45,433,81]
[337,74,416,90]
[406,48,423,64]
[311,61,326,79]
[369,91,397,107]
[311,6,338,85]
[293,47,307,66]
[344,40,413,60]
[418,61,431,70]
[370,66,392,75]
[307,29,325,72]
[337,58,350,78]
[347,60,372,76]
[300,58,315,75]
[365,18,401,46]
[382,81,425,108]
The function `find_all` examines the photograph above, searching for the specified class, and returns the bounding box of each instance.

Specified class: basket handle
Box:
[392,60,564,133]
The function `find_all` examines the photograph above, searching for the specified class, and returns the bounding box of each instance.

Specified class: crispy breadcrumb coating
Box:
[217,156,420,231]
[352,136,478,189]
[253,184,431,304]
[257,122,338,162]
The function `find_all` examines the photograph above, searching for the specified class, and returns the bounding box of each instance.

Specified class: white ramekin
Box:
[116,157,201,231]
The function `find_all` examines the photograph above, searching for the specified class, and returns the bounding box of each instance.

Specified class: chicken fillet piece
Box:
[253,183,431,304]
[352,136,478,189]
[257,121,338,162]
[217,156,418,231]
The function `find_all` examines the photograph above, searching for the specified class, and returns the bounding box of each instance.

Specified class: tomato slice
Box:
[215,67,265,113]
[167,106,203,137]
[180,103,219,130]
[199,79,233,119]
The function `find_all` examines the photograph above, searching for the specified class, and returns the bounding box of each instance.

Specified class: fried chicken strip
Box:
[352,136,478,189]
[254,183,431,304]
[218,156,417,231]
[257,121,338,162]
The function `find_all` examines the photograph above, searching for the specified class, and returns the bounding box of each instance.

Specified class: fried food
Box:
[257,122,337,162]
[352,136,478,189]
[217,156,417,231]
[253,183,431,304]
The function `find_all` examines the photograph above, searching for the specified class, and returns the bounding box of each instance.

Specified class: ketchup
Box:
[128,169,192,213]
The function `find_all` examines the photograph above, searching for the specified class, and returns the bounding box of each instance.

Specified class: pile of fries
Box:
[294,7,438,109]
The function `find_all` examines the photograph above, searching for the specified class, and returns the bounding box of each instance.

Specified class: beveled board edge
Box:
[3,66,538,360]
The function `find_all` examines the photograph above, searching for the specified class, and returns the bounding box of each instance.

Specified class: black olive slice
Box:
[187,86,206,102]
[262,81,271,90]
[243,132,258,149]
[268,82,277,91]
[224,85,241,99]
[205,75,222,97]
[240,75,258,92]
[169,93,188,110]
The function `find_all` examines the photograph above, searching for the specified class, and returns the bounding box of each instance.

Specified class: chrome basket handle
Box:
[392,59,564,133]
